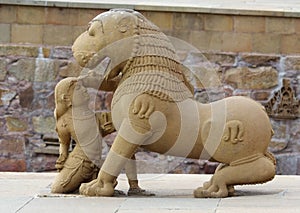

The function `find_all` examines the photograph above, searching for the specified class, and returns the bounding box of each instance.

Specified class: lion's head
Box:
[72,9,194,95]
[72,9,147,67]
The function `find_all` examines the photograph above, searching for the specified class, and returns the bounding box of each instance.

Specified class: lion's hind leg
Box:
[194,153,276,198]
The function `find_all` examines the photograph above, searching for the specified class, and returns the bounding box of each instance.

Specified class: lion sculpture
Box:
[71,9,276,198]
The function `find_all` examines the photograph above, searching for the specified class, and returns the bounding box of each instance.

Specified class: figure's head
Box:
[54,77,90,119]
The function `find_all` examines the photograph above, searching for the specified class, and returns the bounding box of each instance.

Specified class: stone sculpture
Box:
[51,77,149,195]
[265,78,300,119]
[71,9,276,198]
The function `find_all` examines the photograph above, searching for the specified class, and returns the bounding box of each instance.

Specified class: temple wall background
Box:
[0,3,299,174]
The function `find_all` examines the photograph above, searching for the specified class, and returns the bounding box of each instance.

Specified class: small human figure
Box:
[51,77,150,195]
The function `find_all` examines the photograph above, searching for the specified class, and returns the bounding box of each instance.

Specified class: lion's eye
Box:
[86,23,91,31]
[88,27,95,37]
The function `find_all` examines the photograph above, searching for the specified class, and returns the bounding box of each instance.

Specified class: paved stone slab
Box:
[0,173,300,213]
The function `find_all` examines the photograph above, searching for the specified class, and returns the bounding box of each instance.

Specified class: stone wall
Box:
[0,4,299,174]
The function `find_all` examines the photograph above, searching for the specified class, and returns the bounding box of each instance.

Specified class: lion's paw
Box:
[194,184,229,198]
[79,179,114,197]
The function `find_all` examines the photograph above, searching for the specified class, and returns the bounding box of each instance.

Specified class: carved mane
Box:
[97,9,194,107]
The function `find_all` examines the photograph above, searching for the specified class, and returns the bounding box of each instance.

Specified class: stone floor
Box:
[0,172,300,213]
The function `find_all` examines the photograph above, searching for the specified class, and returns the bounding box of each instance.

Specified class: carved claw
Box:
[194,186,229,198]
[194,179,234,198]
[79,179,114,197]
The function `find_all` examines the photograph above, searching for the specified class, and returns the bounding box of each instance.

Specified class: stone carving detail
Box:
[265,79,300,119]
[68,9,276,198]
[51,77,152,196]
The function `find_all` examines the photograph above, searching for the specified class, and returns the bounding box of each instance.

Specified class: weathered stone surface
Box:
[276,153,299,175]
[59,60,82,77]
[270,119,288,142]
[0,135,25,158]
[0,58,7,80]
[51,47,73,59]
[173,13,204,31]
[240,54,280,67]
[284,56,300,71]
[0,90,17,106]
[224,66,278,89]
[202,52,236,67]
[268,141,288,153]
[0,23,10,43]
[251,91,272,101]
[5,117,27,132]
[34,58,59,82]
[0,45,39,57]
[289,119,300,151]
[7,58,35,81]
[32,116,55,134]
[19,85,34,108]
[11,24,43,44]
[0,158,26,172]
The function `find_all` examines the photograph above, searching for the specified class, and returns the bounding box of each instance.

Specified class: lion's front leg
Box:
[79,134,139,196]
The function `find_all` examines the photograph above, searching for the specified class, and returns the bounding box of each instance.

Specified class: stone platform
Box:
[1,172,299,213]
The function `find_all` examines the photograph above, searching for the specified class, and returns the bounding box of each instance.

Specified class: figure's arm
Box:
[95,111,116,137]
[55,125,71,171]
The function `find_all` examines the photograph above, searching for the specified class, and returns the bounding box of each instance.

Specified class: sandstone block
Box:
[281,34,300,54]
[234,16,265,33]
[270,119,288,141]
[143,12,173,31]
[276,153,298,175]
[289,119,300,149]
[19,85,34,108]
[11,24,43,44]
[204,14,233,32]
[284,56,300,71]
[240,53,280,67]
[189,30,212,51]
[5,117,27,132]
[32,116,55,134]
[218,32,252,52]
[46,7,74,25]
[0,5,17,23]
[295,18,300,34]
[0,58,7,80]
[17,6,46,24]
[0,44,39,57]
[51,47,73,59]
[76,9,106,26]
[252,33,280,54]
[268,140,288,153]
[173,13,204,31]
[266,17,295,34]
[224,66,278,89]
[34,58,59,82]
[202,52,236,67]
[0,90,17,106]
[0,24,10,43]
[0,135,25,158]
[251,91,271,101]
[7,58,35,81]
[0,158,26,172]
[43,25,74,45]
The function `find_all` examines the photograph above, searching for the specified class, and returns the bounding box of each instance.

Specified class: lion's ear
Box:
[117,17,130,33]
